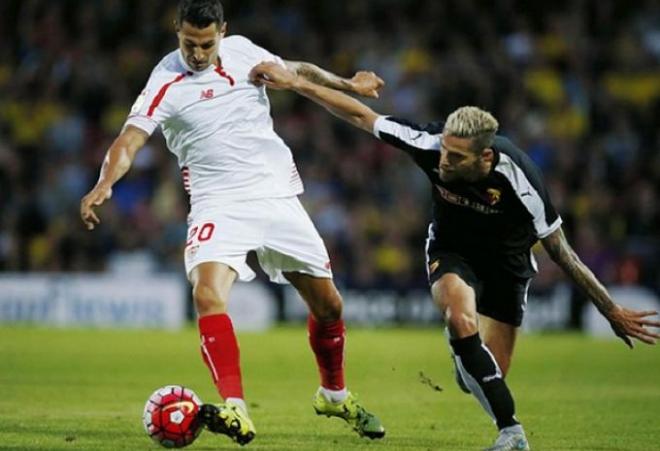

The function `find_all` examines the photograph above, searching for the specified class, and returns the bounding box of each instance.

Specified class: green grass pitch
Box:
[0,325,658,450]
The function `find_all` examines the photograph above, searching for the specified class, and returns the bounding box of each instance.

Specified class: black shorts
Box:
[426,250,531,327]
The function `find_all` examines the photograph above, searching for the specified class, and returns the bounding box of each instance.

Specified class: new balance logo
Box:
[200,89,214,99]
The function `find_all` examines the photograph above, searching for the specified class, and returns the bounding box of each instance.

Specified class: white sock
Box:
[319,387,348,403]
[226,397,247,413]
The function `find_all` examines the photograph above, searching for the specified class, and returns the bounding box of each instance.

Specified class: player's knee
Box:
[296,278,344,321]
[306,285,343,322]
[432,274,471,310]
[192,283,228,315]
[315,292,343,321]
[432,275,478,336]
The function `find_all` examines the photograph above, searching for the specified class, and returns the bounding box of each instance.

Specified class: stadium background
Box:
[0,0,659,328]
[1,2,660,450]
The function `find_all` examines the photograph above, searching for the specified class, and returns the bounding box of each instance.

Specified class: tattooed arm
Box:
[250,62,380,132]
[284,61,383,98]
[542,227,660,348]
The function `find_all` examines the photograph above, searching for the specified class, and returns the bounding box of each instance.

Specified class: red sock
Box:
[198,313,244,399]
[307,315,346,390]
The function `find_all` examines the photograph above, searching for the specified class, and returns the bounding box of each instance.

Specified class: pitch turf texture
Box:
[0,326,658,450]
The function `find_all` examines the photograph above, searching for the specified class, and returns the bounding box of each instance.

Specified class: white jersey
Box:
[124,35,303,209]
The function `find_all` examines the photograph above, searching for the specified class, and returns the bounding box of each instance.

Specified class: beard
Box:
[439,169,458,182]
[439,164,483,183]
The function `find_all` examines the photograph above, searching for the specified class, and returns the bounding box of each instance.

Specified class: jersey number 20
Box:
[186,223,215,247]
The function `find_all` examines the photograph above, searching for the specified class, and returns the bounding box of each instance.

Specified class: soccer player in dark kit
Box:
[249,61,660,451]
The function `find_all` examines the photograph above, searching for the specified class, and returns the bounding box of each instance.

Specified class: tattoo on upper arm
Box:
[543,229,615,314]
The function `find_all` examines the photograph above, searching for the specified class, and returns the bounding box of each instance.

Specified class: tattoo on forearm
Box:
[294,63,350,91]
[543,230,615,314]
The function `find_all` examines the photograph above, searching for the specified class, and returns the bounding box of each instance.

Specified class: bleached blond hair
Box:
[443,106,499,153]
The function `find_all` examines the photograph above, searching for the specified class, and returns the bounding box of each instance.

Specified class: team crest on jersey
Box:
[130,90,148,114]
[486,188,502,205]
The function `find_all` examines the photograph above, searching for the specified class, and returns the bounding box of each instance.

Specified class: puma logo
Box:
[482,374,500,383]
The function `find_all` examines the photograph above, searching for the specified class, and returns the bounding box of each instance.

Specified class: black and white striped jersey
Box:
[373,115,562,277]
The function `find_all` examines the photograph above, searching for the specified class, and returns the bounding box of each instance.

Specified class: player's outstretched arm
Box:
[541,227,660,347]
[80,125,149,230]
[250,62,381,133]
[284,60,384,98]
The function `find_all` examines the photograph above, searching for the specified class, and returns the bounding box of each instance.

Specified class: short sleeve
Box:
[373,115,442,153]
[256,45,285,68]
[124,70,187,135]
[494,139,563,239]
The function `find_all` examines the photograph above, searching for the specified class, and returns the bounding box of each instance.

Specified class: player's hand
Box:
[605,305,660,348]
[80,184,112,230]
[249,62,297,90]
[349,71,384,98]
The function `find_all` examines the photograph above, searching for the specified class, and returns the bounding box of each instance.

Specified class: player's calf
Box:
[445,327,472,394]
[451,351,472,394]
[450,332,519,430]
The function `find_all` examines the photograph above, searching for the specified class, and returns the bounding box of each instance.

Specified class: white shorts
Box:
[184,196,332,283]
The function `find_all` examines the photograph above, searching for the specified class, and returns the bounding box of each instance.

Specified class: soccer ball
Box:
[143,385,203,448]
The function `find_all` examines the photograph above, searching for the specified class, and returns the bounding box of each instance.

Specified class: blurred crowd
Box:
[1,1,659,300]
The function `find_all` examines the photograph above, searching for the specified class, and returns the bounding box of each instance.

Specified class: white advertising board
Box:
[0,274,186,329]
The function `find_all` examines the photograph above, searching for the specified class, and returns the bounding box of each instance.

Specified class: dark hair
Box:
[176,0,224,28]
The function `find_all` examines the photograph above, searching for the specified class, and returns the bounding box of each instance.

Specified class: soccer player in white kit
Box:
[79,0,385,445]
